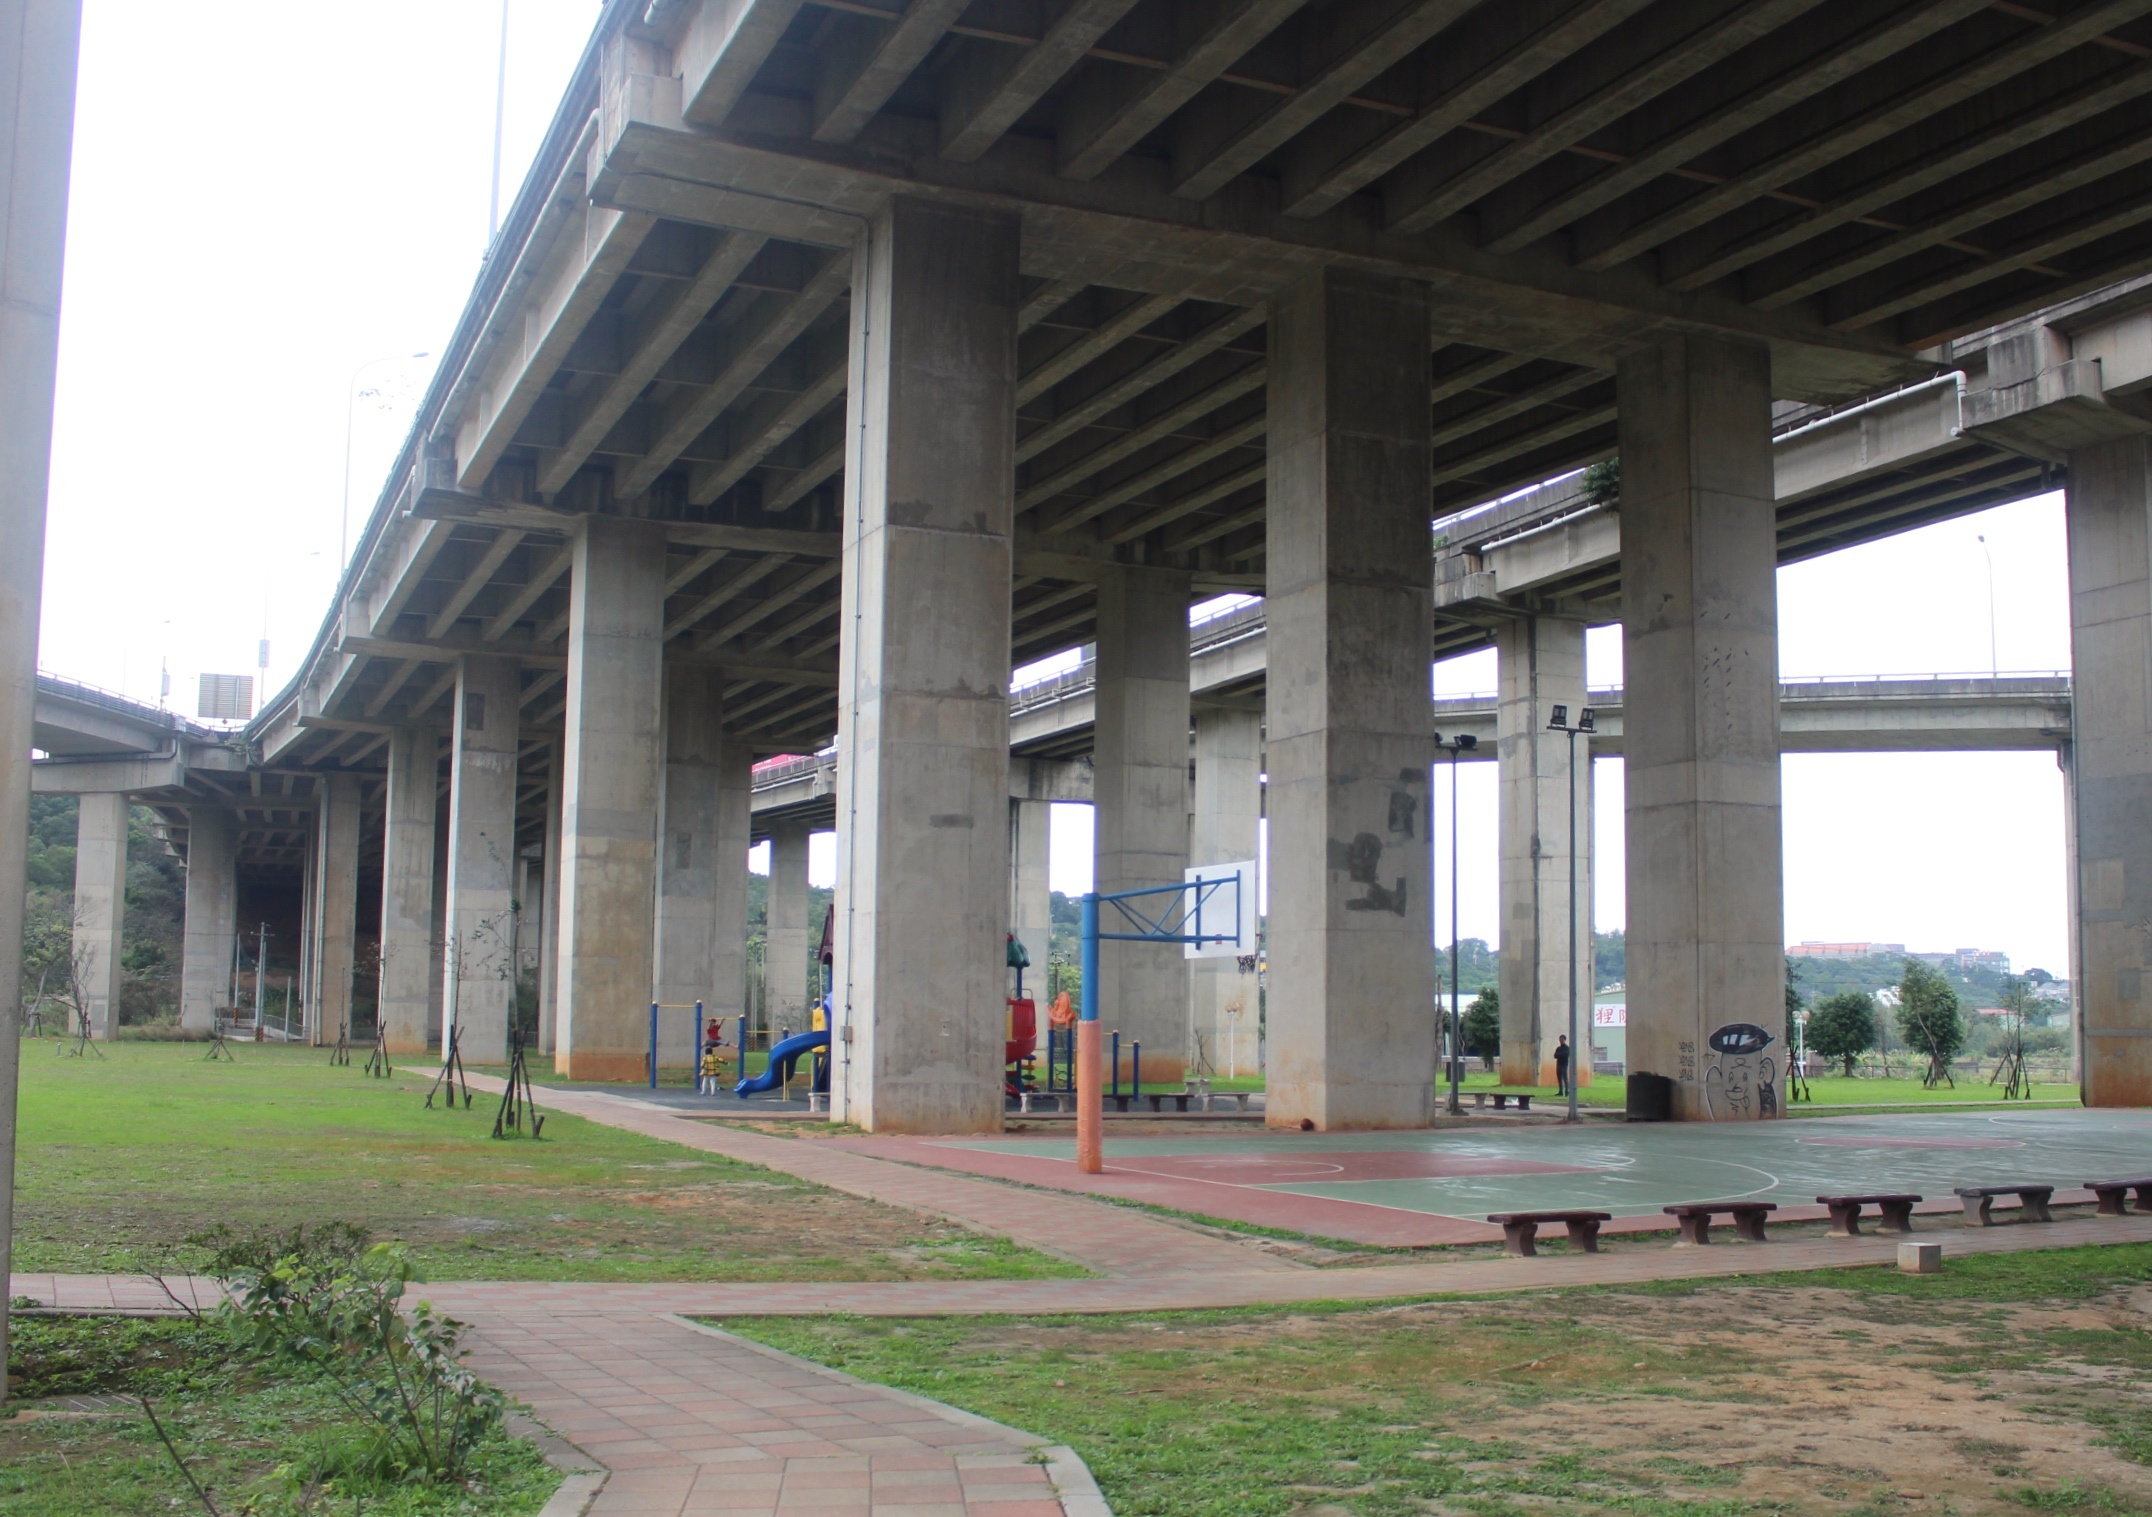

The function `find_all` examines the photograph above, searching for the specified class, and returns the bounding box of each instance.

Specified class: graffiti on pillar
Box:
[1703,1022,1778,1119]
[1336,833,1408,915]
[1333,774,1423,917]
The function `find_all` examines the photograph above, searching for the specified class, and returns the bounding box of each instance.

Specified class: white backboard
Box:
[1183,860,1257,960]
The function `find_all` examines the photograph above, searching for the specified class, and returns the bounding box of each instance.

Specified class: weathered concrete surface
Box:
[538,754,562,1055]
[766,820,813,1028]
[656,661,737,1065]
[1495,617,1592,1088]
[1093,565,1192,1072]
[69,791,126,1039]
[443,655,521,1063]
[832,196,1016,1134]
[1619,335,1785,1122]
[1189,706,1262,1077]
[379,727,440,1055]
[1265,266,1436,1131]
[557,516,667,1082]
[177,807,236,1032]
[2067,437,2152,1107]
[309,773,361,1045]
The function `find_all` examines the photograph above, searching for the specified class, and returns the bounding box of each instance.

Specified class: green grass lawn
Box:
[1,1314,559,1516]
[1444,1069,2081,1111]
[728,1242,2152,1517]
[13,1042,1083,1282]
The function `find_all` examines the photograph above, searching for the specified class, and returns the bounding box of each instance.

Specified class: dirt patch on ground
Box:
[737,1261,2152,1515]
[1412,1285,2152,1512]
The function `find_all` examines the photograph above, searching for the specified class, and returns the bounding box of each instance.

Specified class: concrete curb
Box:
[532,1472,605,1517]
[667,1314,1114,1513]
[504,1405,607,1515]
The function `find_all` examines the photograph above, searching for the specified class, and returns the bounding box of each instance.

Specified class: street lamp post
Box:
[339,352,429,571]
[1976,533,1998,678]
[1545,704,1595,1125]
[1432,732,1477,1115]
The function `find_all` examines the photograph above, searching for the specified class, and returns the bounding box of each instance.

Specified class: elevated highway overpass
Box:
[30,0,2152,1122]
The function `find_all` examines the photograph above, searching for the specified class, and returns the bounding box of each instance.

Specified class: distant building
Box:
[1928,947,2011,974]
[1789,940,1906,959]
[2031,979,2071,1002]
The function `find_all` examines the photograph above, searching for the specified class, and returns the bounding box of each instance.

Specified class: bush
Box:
[221,1239,503,1483]
[1898,959,1965,1087]
[1462,989,1500,1071]
[1807,991,1878,1077]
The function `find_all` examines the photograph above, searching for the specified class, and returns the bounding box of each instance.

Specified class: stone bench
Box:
[1471,1091,1534,1112]
[1954,1184,2053,1225]
[2085,1177,2152,1217]
[1816,1193,1922,1238]
[1486,1210,1612,1258]
[1664,1201,1777,1245]
[1145,1092,1193,1113]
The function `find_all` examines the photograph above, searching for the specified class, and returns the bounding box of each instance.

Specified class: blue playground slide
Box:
[734,1026,829,1098]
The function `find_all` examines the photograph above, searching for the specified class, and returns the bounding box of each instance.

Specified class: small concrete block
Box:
[1898,1241,1943,1275]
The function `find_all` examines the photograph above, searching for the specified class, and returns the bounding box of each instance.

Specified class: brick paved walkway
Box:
[457,1310,1104,1516]
[21,1212,2152,1324]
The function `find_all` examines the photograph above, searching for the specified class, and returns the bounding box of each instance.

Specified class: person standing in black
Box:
[1554,1034,1572,1095]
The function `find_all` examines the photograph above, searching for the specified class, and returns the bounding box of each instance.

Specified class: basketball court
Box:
[837,1109,2152,1247]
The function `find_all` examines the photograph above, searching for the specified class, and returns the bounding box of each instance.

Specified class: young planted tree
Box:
[1462,989,1500,1072]
[1897,958,1965,1088]
[1807,990,1879,1076]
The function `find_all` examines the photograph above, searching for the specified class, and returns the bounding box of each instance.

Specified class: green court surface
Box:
[876,1107,2152,1245]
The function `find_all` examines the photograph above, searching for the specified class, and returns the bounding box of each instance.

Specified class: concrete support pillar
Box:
[0,0,82,1401]
[556,516,666,1081]
[1093,568,1193,1072]
[1188,707,1262,1077]
[1265,267,1436,1130]
[177,807,237,1032]
[833,194,1017,1133]
[378,726,439,1055]
[1008,799,1051,999]
[2065,437,2152,1105]
[1618,334,1784,1120]
[654,662,750,1067]
[69,792,127,1039]
[538,750,562,1054]
[768,820,813,1027]
[310,773,361,1045]
[1494,617,1593,1086]
[442,655,521,1063]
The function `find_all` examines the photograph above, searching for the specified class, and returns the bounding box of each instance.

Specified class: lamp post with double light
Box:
[339,352,430,571]
[1432,731,1477,1115]
[1545,704,1595,1125]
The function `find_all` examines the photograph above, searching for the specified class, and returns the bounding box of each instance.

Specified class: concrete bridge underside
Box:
[41,0,2152,1123]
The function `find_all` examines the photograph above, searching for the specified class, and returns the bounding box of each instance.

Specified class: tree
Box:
[1807,990,1878,1076]
[1462,988,1500,1071]
[1897,958,1965,1087]
[1785,956,1804,1021]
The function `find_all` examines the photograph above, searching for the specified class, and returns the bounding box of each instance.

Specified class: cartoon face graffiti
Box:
[1703,1022,1778,1120]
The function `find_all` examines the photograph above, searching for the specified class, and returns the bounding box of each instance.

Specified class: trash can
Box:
[1627,1071,1674,1122]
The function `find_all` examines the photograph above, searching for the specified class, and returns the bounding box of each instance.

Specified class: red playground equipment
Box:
[1006,932,1038,1099]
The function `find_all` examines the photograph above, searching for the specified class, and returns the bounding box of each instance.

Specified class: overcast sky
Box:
[38,4,2075,980]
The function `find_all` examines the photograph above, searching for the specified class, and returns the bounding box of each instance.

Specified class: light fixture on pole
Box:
[1432,731,1477,1116]
[1545,704,1595,1125]
[339,352,430,572]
